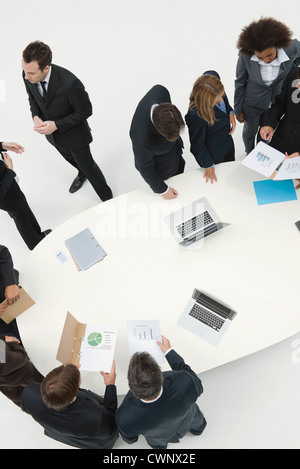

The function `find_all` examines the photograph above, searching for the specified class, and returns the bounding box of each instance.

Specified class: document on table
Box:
[274,157,300,180]
[65,227,107,271]
[126,320,165,364]
[242,141,285,178]
[253,179,297,205]
[79,323,118,373]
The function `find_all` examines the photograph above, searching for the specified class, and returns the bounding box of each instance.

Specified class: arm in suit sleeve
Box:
[54,78,93,134]
[115,395,139,445]
[23,76,43,120]
[133,145,168,193]
[0,246,17,287]
[0,164,16,201]
[166,349,203,397]
[234,55,248,115]
[185,112,214,168]
[96,384,118,436]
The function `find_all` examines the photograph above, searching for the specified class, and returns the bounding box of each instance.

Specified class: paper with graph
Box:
[126,319,165,364]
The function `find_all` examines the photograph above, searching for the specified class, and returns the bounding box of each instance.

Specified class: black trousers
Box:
[55,144,113,201]
[0,180,44,250]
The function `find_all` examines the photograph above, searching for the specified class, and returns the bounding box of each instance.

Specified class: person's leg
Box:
[242,106,264,154]
[70,145,113,201]
[1,181,46,250]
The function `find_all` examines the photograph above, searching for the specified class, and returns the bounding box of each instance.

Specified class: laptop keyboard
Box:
[176,211,214,238]
[189,303,225,332]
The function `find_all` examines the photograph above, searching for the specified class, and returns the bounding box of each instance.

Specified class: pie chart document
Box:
[80,323,118,373]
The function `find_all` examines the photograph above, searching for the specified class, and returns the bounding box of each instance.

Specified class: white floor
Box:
[1,0,300,450]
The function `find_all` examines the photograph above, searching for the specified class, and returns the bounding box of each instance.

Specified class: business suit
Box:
[0,335,43,407]
[116,349,206,449]
[23,64,112,201]
[0,245,21,340]
[234,39,300,153]
[130,85,185,194]
[260,67,300,154]
[21,382,119,449]
[185,71,235,169]
[0,152,45,250]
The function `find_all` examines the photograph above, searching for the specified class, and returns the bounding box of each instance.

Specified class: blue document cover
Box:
[65,228,107,271]
[253,179,297,205]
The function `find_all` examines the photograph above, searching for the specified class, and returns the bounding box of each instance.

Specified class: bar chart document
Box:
[126,320,165,364]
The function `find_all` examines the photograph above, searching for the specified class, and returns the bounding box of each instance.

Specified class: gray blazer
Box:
[234,39,300,115]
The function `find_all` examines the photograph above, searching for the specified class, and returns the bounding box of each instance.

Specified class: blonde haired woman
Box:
[185,71,236,183]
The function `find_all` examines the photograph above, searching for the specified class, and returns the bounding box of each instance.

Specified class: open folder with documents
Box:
[242,141,300,180]
[56,312,118,373]
[65,227,107,271]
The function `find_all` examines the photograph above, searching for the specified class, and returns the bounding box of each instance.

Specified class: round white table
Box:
[18,161,300,395]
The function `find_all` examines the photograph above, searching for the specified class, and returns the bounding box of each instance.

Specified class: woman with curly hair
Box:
[234,17,300,154]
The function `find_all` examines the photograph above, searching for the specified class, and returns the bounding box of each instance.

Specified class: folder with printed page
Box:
[65,227,107,271]
[0,287,35,324]
[242,141,300,180]
[56,312,118,373]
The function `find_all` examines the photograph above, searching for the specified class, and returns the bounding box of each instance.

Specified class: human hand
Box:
[5,285,20,305]
[162,187,178,199]
[2,142,24,154]
[34,120,57,135]
[0,302,7,315]
[260,126,274,141]
[285,152,300,159]
[2,153,13,170]
[204,166,217,184]
[236,113,245,123]
[156,335,171,353]
[5,336,20,344]
[100,360,116,386]
[229,114,236,135]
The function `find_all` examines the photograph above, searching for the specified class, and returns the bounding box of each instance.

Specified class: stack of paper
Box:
[65,228,107,271]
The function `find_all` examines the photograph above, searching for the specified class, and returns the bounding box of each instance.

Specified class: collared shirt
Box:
[251,48,290,86]
[36,65,52,96]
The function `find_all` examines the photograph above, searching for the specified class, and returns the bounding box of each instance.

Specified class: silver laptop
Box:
[164,197,229,246]
[178,288,237,346]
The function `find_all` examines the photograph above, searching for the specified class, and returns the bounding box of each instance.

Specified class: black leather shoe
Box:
[69,175,86,193]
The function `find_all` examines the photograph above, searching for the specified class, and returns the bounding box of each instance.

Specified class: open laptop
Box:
[178,288,237,346]
[164,197,229,246]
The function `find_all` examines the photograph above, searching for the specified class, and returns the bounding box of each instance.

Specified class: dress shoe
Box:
[43,229,52,237]
[69,175,86,193]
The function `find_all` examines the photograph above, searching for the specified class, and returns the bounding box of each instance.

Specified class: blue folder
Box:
[253,179,297,205]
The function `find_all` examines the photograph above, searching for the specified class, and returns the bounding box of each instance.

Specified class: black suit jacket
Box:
[23,64,93,151]
[130,85,184,194]
[185,71,234,168]
[116,349,205,449]
[260,67,300,154]
[21,383,118,449]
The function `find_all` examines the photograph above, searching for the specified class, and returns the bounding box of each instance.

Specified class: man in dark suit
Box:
[130,85,185,199]
[21,361,119,449]
[116,336,206,449]
[22,41,113,201]
[0,142,50,250]
[0,244,21,340]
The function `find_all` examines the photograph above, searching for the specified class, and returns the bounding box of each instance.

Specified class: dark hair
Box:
[127,352,163,400]
[22,41,52,70]
[152,103,185,140]
[41,364,80,412]
[237,17,292,56]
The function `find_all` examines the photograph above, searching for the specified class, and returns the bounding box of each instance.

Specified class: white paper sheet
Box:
[126,319,165,364]
[79,323,118,372]
[241,141,285,177]
[274,157,300,180]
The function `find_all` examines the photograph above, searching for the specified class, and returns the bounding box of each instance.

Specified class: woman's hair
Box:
[237,17,292,56]
[41,364,80,412]
[152,103,185,140]
[127,352,163,400]
[189,74,224,125]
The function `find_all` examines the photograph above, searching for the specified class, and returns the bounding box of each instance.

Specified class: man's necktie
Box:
[40,81,47,101]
